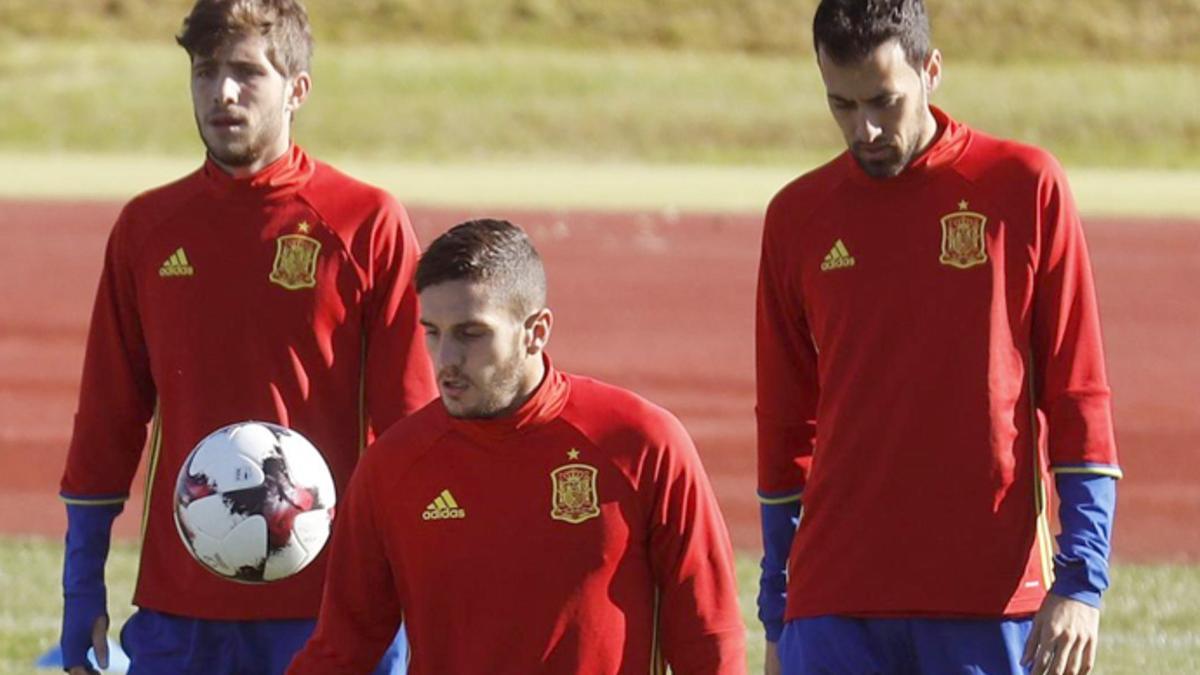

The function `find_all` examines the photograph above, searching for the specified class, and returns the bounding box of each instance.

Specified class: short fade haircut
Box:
[177,0,313,77]
[416,219,548,319]
[813,0,932,68]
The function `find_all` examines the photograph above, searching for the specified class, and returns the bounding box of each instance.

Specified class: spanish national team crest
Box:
[269,230,321,290]
[550,463,600,524]
[938,201,989,269]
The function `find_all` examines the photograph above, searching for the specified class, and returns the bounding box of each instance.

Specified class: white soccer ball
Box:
[173,421,336,583]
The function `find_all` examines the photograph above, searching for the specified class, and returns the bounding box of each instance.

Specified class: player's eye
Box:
[236,65,268,78]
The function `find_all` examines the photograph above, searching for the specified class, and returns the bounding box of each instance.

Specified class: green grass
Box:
[1,536,1197,674]
[1,42,1199,170]
[3,153,1199,218]
[1,0,1198,62]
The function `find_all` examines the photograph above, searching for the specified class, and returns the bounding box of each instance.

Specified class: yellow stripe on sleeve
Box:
[1051,466,1124,479]
[61,496,128,506]
[758,492,803,505]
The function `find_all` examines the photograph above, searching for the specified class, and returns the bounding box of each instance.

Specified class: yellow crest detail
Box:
[939,207,988,269]
[269,234,321,290]
[550,463,600,524]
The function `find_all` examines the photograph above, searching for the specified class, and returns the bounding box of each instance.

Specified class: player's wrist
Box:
[1049,574,1103,609]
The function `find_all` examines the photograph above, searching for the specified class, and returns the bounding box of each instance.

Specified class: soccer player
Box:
[755,2,1120,674]
[287,219,747,674]
[58,1,436,673]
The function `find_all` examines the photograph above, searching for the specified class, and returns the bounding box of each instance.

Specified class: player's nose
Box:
[218,76,240,106]
[434,339,465,370]
[853,112,883,144]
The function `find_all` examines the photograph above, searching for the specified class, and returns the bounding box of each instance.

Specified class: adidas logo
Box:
[820,239,856,272]
[159,247,195,277]
[422,489,466,521]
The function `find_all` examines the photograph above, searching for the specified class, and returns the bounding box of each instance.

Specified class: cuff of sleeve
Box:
[1050,558,1104,608]
[1050,583,1102,609]
[763,618,784,643]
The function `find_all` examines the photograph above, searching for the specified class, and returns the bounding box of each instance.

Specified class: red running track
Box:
[1,200,1196,560]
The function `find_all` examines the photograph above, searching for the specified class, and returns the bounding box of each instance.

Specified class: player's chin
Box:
[440,395,473,418]
[203,138,258,167]
[856,156,905,178]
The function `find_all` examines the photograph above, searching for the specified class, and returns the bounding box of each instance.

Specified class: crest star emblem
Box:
[567,448,580,460]
[958,200,969,210]
[297,221,312,234]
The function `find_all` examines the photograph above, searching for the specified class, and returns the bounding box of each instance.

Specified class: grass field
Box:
[2,42,1198,168]
[1,537,1197,674]
[2,0,1198,62]
[2,153,1199,218]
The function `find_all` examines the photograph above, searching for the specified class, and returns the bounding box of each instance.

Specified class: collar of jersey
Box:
[447,355,571,443]
[202,143,315,200]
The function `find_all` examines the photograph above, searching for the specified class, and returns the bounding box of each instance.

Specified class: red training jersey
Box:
[756,108,1121,618]
[290,361,746,674]
[60,145,437,619]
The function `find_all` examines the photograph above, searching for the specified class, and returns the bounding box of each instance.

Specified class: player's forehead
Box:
[190,33,273,69]
[818,39,918,100]
[419,279,514,328]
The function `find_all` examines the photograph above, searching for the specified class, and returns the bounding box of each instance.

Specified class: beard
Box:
[197,108,285,169]
[850,142,910,178]
[442,349,527,419]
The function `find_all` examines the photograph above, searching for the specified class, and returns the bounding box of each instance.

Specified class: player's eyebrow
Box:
[827,91,899,105]
[419,319,491,331]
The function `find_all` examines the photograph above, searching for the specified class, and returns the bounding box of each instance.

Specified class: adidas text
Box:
[422,507,466,520]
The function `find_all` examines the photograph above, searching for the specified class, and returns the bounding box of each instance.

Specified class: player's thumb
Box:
[91,614,110,669]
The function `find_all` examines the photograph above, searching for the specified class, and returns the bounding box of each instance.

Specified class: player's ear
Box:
[922,49,942,96]
[525,308,553,355]
[286,71,312,113]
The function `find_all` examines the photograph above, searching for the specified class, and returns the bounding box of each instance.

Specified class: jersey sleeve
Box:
[755,201,817,503]
[60,208,156,504]
[361,197,437,438]
[646,416,747,675]
[287,461,403,674]
[1030,158,1121,477]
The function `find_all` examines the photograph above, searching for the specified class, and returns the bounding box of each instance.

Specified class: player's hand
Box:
[1022,593,1100,675]
[764,640,782,675]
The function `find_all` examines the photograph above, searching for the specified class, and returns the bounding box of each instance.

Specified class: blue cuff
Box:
[1050,473,1116,608]
[61,501,122,669]
[758,498,801,642]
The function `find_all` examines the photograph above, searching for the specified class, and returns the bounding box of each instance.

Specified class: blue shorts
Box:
[120,608,407,675]
[779,615,1033,675]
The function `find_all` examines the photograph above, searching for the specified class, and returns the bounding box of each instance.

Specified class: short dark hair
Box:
[416,219,547,318]
[177,0,313,77]
[813,0,931,68]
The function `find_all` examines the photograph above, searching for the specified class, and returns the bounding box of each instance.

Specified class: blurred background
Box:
[1,1,1198,672]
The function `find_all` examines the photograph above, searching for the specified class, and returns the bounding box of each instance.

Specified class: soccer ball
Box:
[173,421,336,583]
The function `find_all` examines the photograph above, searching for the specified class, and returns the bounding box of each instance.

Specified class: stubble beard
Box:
[445,350,527,420]
[198,107,285,169]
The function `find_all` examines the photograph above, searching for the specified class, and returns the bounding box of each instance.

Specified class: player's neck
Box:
[496,355,548,420]
[913,107,940,160]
